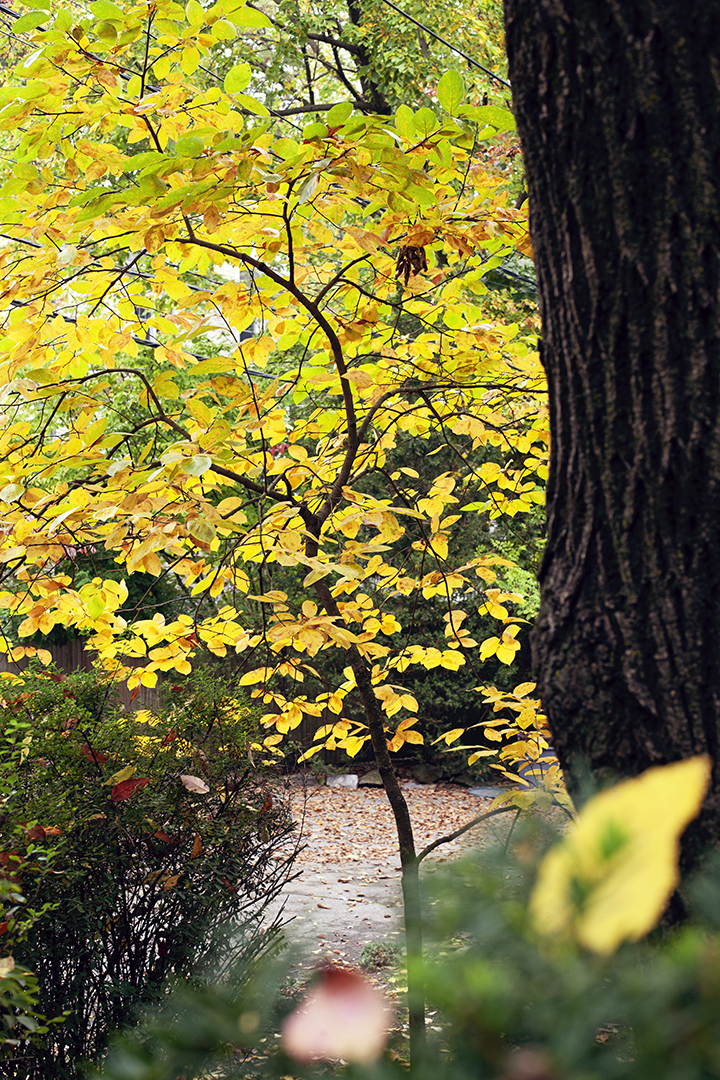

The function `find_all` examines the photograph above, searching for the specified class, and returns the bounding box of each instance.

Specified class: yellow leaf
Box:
[104,764,135,786]
[530,756,711,954]
[340,736,366,757]
[437,728,464,745]
[468,750,497,765]
[240,667,273,686]
[181,46,200,75]
[142,551,162,577]
[342,369,374,388]
[513,682,537,697]
[479,636,499,661]
[496,640,521,664]
[298,745,325,762]
[439,650,465,671]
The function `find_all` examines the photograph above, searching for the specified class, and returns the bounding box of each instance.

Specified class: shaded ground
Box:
[265,779,513,968]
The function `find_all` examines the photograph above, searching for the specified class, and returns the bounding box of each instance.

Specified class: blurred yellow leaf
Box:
[530,756,711,954]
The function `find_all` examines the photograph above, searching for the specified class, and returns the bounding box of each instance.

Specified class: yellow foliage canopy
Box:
[0,0,546,760]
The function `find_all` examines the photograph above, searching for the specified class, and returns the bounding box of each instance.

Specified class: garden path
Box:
[265,780,513,968]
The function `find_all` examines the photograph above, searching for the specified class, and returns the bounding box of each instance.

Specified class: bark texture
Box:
[503,0,720,854]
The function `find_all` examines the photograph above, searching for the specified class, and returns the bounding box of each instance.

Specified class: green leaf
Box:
[13,12,48,32]
[437,69,465,115]
[188,518,217,546]
[273,137,300,159]
[210,18,235,38]
[68,185,112,208]
[413,107,439,138]
[234,93,269,117]
[326,101,353,126]
[303,121,328,141]
[75,194,119,221]
[296,172,319,204]
[231,5,271,26]
[54,9,72,30]
[95,20,118,42]
[89,0,123,19]
[124,150,165,170]
[175,135,204,157]
[86,592,104,621]
[224,62,251,95]
[184,455,213,476]
[185,0,205,25]
[394,104,415,142]
[459,104,516,132]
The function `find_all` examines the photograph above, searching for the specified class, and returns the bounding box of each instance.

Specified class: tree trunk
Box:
[503,0,720,859]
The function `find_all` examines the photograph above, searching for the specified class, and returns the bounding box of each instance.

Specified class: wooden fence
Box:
[0,640,160,711]
[0,641,349,761]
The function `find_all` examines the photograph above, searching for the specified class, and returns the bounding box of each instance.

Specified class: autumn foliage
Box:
[0,0,552,775]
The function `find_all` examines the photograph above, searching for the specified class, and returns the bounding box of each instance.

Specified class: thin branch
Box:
[417,805,516,863]
[180,221,358,526]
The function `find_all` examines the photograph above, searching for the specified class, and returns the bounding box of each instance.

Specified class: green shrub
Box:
[359,942,401,970]
[0,666,296,1078]
[0,880,59,1054]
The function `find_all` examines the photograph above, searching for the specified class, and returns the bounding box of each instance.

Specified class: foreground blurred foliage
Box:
[0,667,296,1078]
[91,759,720,1080]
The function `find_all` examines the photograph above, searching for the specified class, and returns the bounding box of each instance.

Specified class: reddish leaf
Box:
[153,830,175,845]
[80,744,108,764]
[42,826,62,836]
[129,686,139,703]
[112,777,150,802]
[24,824,46,842]
[161,730,177,746]
[0,922,9,934]
[0,852,23,886]
[190,832,202,859]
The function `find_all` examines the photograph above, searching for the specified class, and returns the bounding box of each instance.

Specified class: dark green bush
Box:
[0,666,296,1078]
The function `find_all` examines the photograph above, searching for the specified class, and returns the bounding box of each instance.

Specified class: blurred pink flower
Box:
[282,965,393,1065]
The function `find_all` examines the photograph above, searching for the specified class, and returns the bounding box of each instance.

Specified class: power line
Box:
[375,0,511,90]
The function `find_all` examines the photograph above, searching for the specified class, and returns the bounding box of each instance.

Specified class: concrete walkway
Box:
[265,780,513,967]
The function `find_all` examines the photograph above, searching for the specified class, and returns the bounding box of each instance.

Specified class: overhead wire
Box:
[375,0,511,90]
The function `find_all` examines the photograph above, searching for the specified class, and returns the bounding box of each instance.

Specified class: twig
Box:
[417,804,516,863]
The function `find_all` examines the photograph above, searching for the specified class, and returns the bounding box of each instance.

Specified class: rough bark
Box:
[503,0,720,857]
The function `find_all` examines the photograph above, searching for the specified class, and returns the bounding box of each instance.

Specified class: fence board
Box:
[0,643,160,711]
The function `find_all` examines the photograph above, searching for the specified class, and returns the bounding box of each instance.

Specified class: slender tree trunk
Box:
[313,579,426,1058]
[503,0,720,860]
